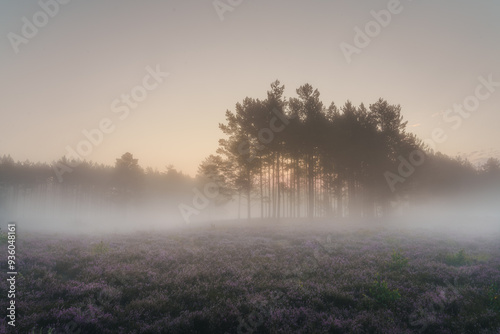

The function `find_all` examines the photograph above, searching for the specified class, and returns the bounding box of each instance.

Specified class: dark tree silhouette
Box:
[206,80,491,221]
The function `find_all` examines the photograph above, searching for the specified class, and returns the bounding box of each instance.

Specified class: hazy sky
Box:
[1,0,499,176]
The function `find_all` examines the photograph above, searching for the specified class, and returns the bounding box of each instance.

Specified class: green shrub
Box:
[91,241,109,255]
[368,274,401,305]
[488,283,500,311]
[389,249,408,270]
[445,249,469,266]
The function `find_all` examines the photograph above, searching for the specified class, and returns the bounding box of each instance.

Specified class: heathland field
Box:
[1,221,500,333]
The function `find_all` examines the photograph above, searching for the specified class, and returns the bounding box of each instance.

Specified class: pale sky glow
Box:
[1,0,499,175]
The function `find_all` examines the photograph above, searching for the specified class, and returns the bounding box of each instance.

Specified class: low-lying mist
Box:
[2,191,499,239]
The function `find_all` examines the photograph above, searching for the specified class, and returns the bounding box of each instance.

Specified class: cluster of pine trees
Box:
[198,81,500,220]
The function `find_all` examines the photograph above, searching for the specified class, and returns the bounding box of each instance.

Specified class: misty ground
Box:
[1,218,500,334]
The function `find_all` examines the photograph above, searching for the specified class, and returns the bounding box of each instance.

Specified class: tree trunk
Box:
[276,151,280,221]
[260,159,263,219]
[308,154,314,220]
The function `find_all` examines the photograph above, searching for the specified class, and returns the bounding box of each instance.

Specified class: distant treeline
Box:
[1,81,499,221]
[0,153,195,221]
